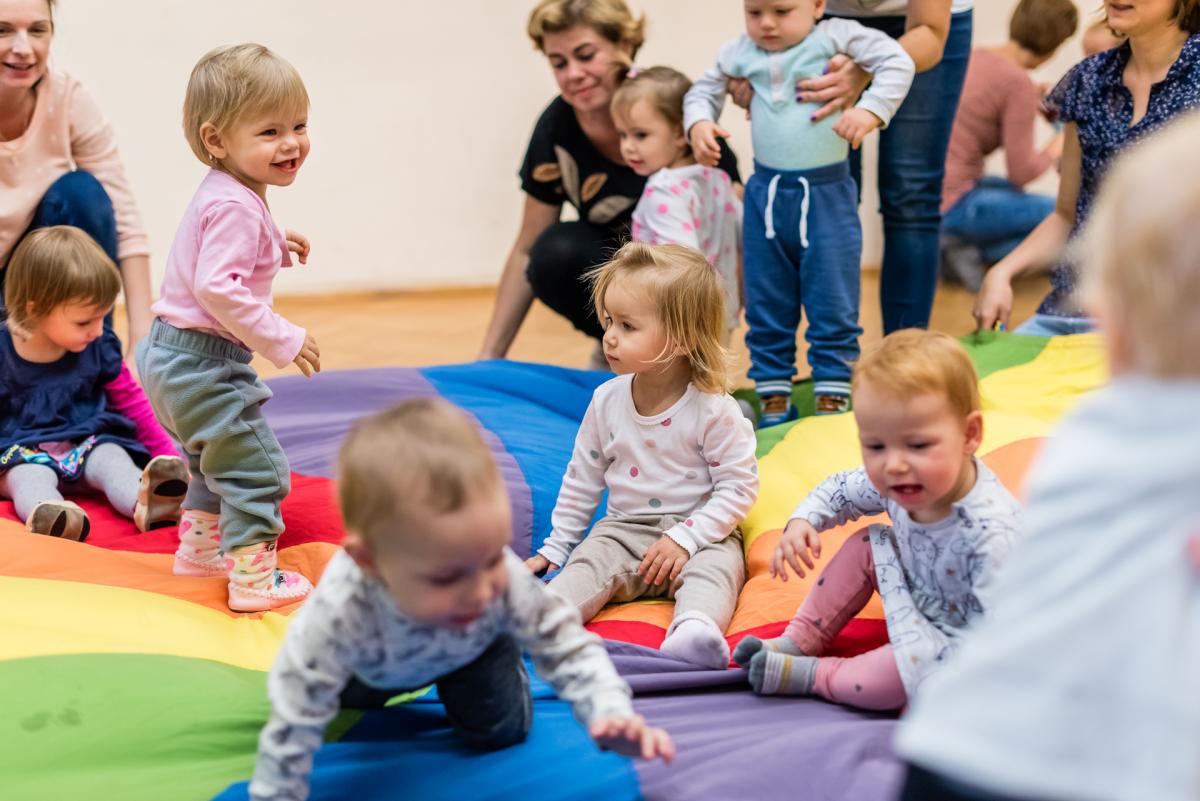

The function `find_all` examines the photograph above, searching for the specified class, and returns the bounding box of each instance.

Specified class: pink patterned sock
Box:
[173,510,228,577]
[226,541,312,612]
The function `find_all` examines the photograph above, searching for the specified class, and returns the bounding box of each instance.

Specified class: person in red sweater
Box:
[939,0,1078,290]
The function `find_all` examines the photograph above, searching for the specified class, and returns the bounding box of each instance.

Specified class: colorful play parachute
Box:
[1,332,1106,801]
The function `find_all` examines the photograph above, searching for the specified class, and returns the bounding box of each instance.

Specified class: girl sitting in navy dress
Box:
[0,226,187,540]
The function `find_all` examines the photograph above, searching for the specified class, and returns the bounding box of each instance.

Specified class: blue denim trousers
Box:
[2,170,120,320]
[744,160,862,395]
[842,10,974,333]
[942,176,1055,263]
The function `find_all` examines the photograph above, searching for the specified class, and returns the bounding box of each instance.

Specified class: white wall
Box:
[50,0,1095,294]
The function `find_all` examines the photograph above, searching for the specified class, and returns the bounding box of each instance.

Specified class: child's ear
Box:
[813,0,827,19]
[199,122,227,161]
[963,410,984,454]
[343,532,381,578]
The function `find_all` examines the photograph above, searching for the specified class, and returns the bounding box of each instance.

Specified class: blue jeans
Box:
[2,170,120,319]
[744,160,862,395]
[1013,313,1093,337]
[843,10,973,333]
[942,176,1055,263]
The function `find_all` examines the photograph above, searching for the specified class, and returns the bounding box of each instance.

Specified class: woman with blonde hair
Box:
[478,0,742,368]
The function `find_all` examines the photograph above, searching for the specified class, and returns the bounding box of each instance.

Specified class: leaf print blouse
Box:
[519,96,742,230]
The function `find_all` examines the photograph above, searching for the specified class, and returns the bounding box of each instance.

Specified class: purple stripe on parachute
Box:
[607,642,903,801]
[264,368,533,557]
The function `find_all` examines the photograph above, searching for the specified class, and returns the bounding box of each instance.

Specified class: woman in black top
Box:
[478,0,740,363]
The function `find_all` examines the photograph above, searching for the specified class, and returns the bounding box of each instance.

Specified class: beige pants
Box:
[547,514,746,630]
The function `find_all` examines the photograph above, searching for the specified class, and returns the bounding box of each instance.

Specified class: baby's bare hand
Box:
[637,536,689,587]
[832,107,881,150]
[770,519,821,581]
[293,333,321,377]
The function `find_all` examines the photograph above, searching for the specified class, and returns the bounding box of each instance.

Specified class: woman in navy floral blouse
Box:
[974,0,1200,337]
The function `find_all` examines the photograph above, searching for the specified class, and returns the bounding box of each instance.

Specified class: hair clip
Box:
[626,65,641,78]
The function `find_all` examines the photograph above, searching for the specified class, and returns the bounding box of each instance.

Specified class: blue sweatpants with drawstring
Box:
[743,160,862,399]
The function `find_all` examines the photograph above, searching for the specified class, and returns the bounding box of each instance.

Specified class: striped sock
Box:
[732,634,806,668]
[748,651,819,695]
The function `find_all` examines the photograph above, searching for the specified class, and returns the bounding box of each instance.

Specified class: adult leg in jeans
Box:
[942,177,1055,264]
[525,221,623,340]
[850,12,973,333]
[2,171,118,312]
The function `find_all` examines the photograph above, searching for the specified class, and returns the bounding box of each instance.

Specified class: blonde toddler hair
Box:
[853,329,981,419]
[1078,112,1200,378]
[183,43,309,166]
[3,226,121,338]
[590,241,730,394]
[527,0,646,57]
[337,399,502,550]
[610,66,691,144]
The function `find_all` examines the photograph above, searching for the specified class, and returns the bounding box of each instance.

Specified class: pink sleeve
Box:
[106,363,179,459]
[68,79,150,261]
[1000,76,1055,188]
[194,203,306,368]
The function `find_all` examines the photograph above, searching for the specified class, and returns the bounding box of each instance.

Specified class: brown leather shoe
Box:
[27,500,91,541]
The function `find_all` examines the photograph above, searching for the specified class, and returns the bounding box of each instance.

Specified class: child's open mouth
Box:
[273,158,299,172]
[890,484,924,500]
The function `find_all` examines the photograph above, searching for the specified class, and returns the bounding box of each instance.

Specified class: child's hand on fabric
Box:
[293,333,321,377]
[832,108,881,150]
[770,519,821,580]
[524,554,559,575]
[637,535,689,586]
[285,229,311,265]
[589,714,676,762]
[689,120,729,168]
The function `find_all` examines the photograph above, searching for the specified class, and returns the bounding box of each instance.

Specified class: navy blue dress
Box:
[0,326,148,480]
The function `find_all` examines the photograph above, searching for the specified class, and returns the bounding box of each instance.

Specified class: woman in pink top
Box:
[0,0,174,457]
[938,0,1078,291]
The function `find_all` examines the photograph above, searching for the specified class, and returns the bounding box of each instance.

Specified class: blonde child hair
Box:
[3,226,121,338]
[526,0,646,57]
[589,241,730,394]
[337,399,501,549]
[610,66,692,144]
[1078,112,1200,378]
[182,43,309,166]
[853,329,981,418]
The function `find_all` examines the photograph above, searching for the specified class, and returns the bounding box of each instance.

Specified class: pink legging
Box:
[783,530,907,710]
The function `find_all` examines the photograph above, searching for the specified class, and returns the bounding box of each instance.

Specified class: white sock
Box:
[660,615,731,670]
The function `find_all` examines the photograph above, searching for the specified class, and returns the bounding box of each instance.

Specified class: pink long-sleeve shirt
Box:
[152,170,304,368]
[941,49,1057,213]
[0,70,149,268]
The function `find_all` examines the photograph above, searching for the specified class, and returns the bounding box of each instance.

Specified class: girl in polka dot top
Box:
[525,242,759,670]
[612,67,743,339]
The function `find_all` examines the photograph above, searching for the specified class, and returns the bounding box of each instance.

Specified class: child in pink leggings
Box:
[733,330,1023,710]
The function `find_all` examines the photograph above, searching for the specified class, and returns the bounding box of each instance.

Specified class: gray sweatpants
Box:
[547,514,746,630]
[136,319,289,551]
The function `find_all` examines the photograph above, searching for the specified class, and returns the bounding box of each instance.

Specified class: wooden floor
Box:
[120,271,1051,383]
